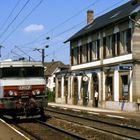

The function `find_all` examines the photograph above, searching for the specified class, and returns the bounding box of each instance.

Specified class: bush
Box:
[46,88,55,102]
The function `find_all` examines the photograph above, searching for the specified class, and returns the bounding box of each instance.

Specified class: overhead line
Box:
[14,45,35,61]
[44,0,128,46]
[20,0,127,48]
[1,0,44,44]
[19,0,99,47]
[41,0,128,58]
[0,0,21,31]
[0,0,31,41]
[10,0,128,60]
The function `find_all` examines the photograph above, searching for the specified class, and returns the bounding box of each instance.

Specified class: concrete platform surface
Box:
[48,102,140,122]
[0,118,29,140]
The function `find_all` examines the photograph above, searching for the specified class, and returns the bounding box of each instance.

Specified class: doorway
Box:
[81,76,89,106]
[91,73,99,107]
[64,79,68,104]
[72,77,78,105]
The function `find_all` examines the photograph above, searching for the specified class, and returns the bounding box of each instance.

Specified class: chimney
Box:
[87,10,94,24]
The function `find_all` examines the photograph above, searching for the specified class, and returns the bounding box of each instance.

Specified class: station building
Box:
[55,0,140,111]
[44,61,69,92]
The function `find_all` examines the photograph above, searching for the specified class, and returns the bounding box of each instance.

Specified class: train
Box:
[0,60,47,119]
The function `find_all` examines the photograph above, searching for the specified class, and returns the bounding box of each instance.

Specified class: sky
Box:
[0,0,129,64]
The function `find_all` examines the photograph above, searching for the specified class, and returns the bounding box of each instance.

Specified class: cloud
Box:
[24,24,44,32]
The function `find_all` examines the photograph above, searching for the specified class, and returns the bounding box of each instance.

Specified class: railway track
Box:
[45,107,140,140]
[6,118,87,140]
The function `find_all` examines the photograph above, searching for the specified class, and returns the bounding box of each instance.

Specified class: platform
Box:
[48,102,140,122]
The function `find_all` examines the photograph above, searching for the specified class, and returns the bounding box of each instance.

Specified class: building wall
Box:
[133,64,140,102]
[46,75,55,91]
[55,17,140,111]
[132,11,140,60]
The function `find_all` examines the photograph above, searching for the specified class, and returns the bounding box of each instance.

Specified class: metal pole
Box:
[42,48,45,64]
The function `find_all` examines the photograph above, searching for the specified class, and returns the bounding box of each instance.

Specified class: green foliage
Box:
[46,88,55,102]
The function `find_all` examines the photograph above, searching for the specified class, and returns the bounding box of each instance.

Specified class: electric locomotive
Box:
[0,60,47,118]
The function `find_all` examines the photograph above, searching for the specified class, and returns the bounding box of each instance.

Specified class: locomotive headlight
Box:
[14,91,17,96]
[9,90,14,96]
[36,89,40,95]
[32,91,36,95]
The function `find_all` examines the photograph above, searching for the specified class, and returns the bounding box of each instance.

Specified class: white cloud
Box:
[24,24,44,32]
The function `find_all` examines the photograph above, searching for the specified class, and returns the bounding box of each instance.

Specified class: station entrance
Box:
[81,76,89,106]
[72,77,78,105]
[91,73,99,107]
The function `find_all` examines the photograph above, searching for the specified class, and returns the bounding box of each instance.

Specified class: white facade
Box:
[55,1,140,111]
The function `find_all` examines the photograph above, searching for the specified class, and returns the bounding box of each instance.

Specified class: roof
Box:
[44,61,69,76]
[65,0,140,42]
[0,60,43,68]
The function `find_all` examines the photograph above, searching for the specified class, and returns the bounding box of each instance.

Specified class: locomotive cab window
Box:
[1,67,44,78]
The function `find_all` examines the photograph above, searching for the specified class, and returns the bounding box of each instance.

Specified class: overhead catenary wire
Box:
[11,0,128,61]
[1,0,44,44]
[19,0,127,48]
[19,0,99,47]
[0,0,31,41]
[36,0,128,60]
[14,45,35,61]
[0,0,21,31]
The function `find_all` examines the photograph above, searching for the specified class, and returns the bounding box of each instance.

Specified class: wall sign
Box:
[119,66,132,71]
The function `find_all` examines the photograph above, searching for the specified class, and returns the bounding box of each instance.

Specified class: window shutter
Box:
[117,32,120,55]
[103,37,106,58]
[89,42,92,61]
[97,39,100,59]
[71,48,74,65]
[126,28,131,53]
[112,34,116,56]
[77,47,79,64]
[80,46,83,64]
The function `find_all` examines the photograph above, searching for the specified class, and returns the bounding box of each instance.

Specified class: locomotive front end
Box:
[0,61,47,118]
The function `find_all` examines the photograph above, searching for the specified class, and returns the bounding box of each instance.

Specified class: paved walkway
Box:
[48,102,140,121]
[0,118,29,140]
[48,102,121,113]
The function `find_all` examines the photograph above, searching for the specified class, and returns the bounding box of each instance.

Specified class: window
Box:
[86,43,89,62]
[92,41,97,60]
[91,40,100,61]
[112,34,116,56]
[103,37,106,58]
[105,76,114,101]
[117,32,120,55]
[97,39,100,59]
[89,42,93,62]
[71,48,74,65]
[80,45,83,64]
[1,67,44,78]
[120,30,127,53]
[82,45,87,63]
[112,33,120,56]
[106,35,113,57]
[120,75,129,100]
[73,47,79,65]
[58,80,61,98]
[126,28,131,53]
[120,28,131,54]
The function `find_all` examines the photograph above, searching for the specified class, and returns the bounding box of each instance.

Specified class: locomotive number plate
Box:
[19,85,32,90]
